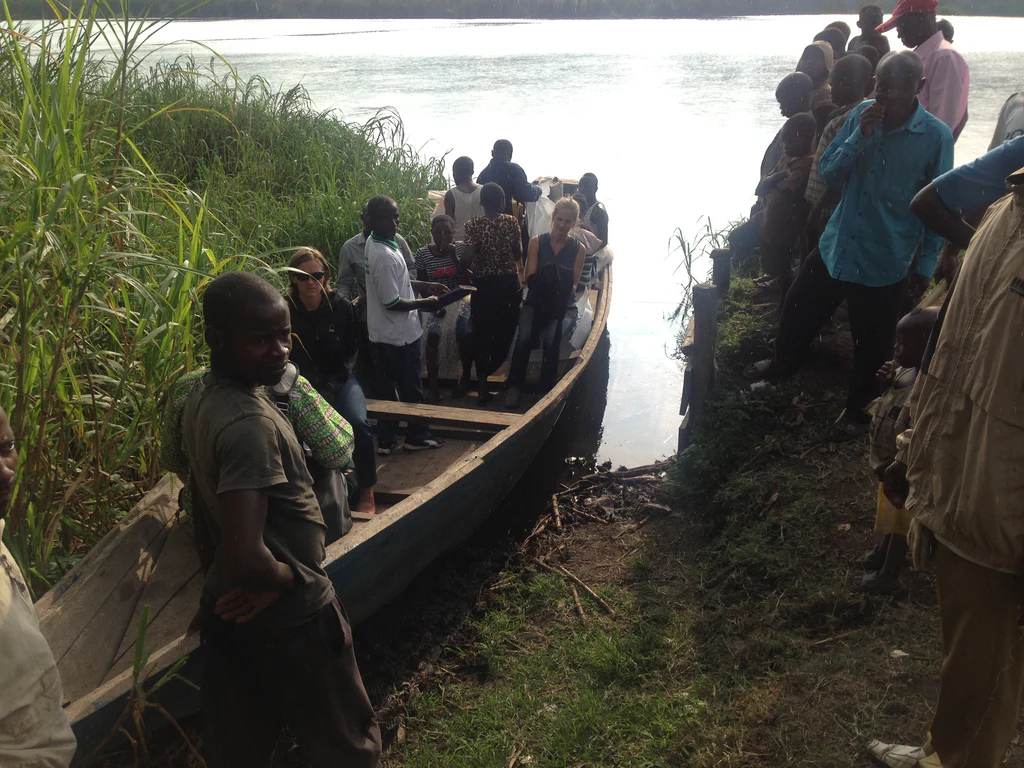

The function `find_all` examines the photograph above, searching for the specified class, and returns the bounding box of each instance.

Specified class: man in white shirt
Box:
[0,405,77,768]
[337,204,415,317]
[364,196,445,454]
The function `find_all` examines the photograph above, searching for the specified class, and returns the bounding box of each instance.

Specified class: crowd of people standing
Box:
[735,2,1024,767]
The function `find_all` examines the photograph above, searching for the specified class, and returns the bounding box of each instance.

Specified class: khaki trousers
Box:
[927,544,1024,768]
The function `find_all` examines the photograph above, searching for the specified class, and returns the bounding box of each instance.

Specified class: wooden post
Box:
[711,248,731,295]
[677,283,718,453]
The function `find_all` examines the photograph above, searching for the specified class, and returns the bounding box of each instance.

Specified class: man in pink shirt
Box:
[878,0,969,140]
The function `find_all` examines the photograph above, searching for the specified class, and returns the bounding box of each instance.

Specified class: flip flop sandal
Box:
[743,359,774,381]
[828,415,870,442]
[867,740,926,768]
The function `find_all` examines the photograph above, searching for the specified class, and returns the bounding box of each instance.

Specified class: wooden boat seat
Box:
[365,400,520,431]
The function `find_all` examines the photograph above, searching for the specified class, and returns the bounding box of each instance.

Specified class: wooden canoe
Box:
[37,265,611,756]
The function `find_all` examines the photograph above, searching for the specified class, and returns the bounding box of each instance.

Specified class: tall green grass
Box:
[0,1,445,592]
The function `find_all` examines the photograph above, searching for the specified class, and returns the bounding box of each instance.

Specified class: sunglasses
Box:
[295,271,326,282]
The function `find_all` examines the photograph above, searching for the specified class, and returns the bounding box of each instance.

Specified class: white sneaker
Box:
[868,740,928,768]
[404,437,443,452]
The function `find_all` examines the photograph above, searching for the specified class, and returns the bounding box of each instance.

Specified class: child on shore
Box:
[755,112,817,308]
[728,73,814,263]
[860,307,938,593]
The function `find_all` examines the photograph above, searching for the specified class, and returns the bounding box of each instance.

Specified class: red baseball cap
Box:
[876,0,938,33]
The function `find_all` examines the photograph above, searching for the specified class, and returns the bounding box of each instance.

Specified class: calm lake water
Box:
[142,15,1024,466]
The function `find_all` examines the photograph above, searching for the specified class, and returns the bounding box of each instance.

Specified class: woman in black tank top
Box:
[502,197,587,408]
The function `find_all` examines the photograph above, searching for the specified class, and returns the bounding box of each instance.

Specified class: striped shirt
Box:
[414,244,464,292]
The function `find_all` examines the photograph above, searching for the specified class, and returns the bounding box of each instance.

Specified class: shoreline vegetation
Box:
[382,270,1024,767]
[0,1,444,592]
[6,0,1023,19]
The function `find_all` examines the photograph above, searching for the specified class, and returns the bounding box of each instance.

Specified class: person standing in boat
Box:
[414,215,474,404]
[577,172,609,249]
[444,156,484,241]
[178,272,381,768]
[503,197,587,409]
[476,139,543,216]
[365,195,445,454]
[285,247,377,516]
[463,183,525,404]
[0,406,78,768]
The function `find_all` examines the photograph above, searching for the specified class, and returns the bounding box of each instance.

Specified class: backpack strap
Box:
[268,363,300,416]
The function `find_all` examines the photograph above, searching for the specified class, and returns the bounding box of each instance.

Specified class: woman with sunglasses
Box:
[287,248,378,515]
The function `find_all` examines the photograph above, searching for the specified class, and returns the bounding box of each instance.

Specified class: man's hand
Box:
[876,360,897,385]
[419,296,441,313]
[755,172,784,198]
[419,282,448,297]
[935,243,961,285]
[215,587,283,624]
[860,103,885,137]
[909,273,931,302]
[882,460,910,508]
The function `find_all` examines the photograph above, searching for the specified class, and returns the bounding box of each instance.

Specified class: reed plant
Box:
[0,1,445,593]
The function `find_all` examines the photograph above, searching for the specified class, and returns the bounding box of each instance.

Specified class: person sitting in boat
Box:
[477,139,543,216]
[577,172,608,248]
[414,215,473,403]
[285,247,378,516]
[365,195,445,454]
[463,183,525,404]
[177,272,381,768]
[0,405,78,768]
[444,156,484,241]
[503,197,587,409]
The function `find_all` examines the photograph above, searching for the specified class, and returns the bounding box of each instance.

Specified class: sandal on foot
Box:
[743,359,775,381]
[829,413,870,442]
[858,547,886,571]
[861,570,901,595]
[867,740,925,768]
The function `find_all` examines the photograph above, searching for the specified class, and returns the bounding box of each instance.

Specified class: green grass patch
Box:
[394,574,708,768]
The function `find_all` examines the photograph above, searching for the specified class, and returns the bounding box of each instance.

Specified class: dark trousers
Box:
[371,340,429,444]
[506,303,563,391]
[772,250,904,413]
[471,275,522,379]
[324,378,377,490]
[202,599,381,768]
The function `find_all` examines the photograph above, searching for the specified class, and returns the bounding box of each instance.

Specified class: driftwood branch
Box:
[552,495,563,531]
[536,559,615,616]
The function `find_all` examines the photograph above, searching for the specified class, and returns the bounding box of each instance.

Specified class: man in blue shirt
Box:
[752,52,953,436]
[477,139,543,216]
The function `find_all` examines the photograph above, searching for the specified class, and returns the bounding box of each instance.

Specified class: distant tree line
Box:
[6,0,1021,19]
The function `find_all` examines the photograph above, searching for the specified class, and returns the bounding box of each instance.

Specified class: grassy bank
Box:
[7,0,1023,19]
[0,3,444,591]
[383,273,1024,766]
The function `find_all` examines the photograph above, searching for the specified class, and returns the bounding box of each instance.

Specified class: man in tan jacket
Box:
[869,165,1024,768]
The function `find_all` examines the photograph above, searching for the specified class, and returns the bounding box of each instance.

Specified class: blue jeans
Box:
[371,341,431,445]
[323,378,377,490]
[506,303,563,391]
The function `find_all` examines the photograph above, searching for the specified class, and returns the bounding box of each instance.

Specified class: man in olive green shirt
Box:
[181,272,380,768]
